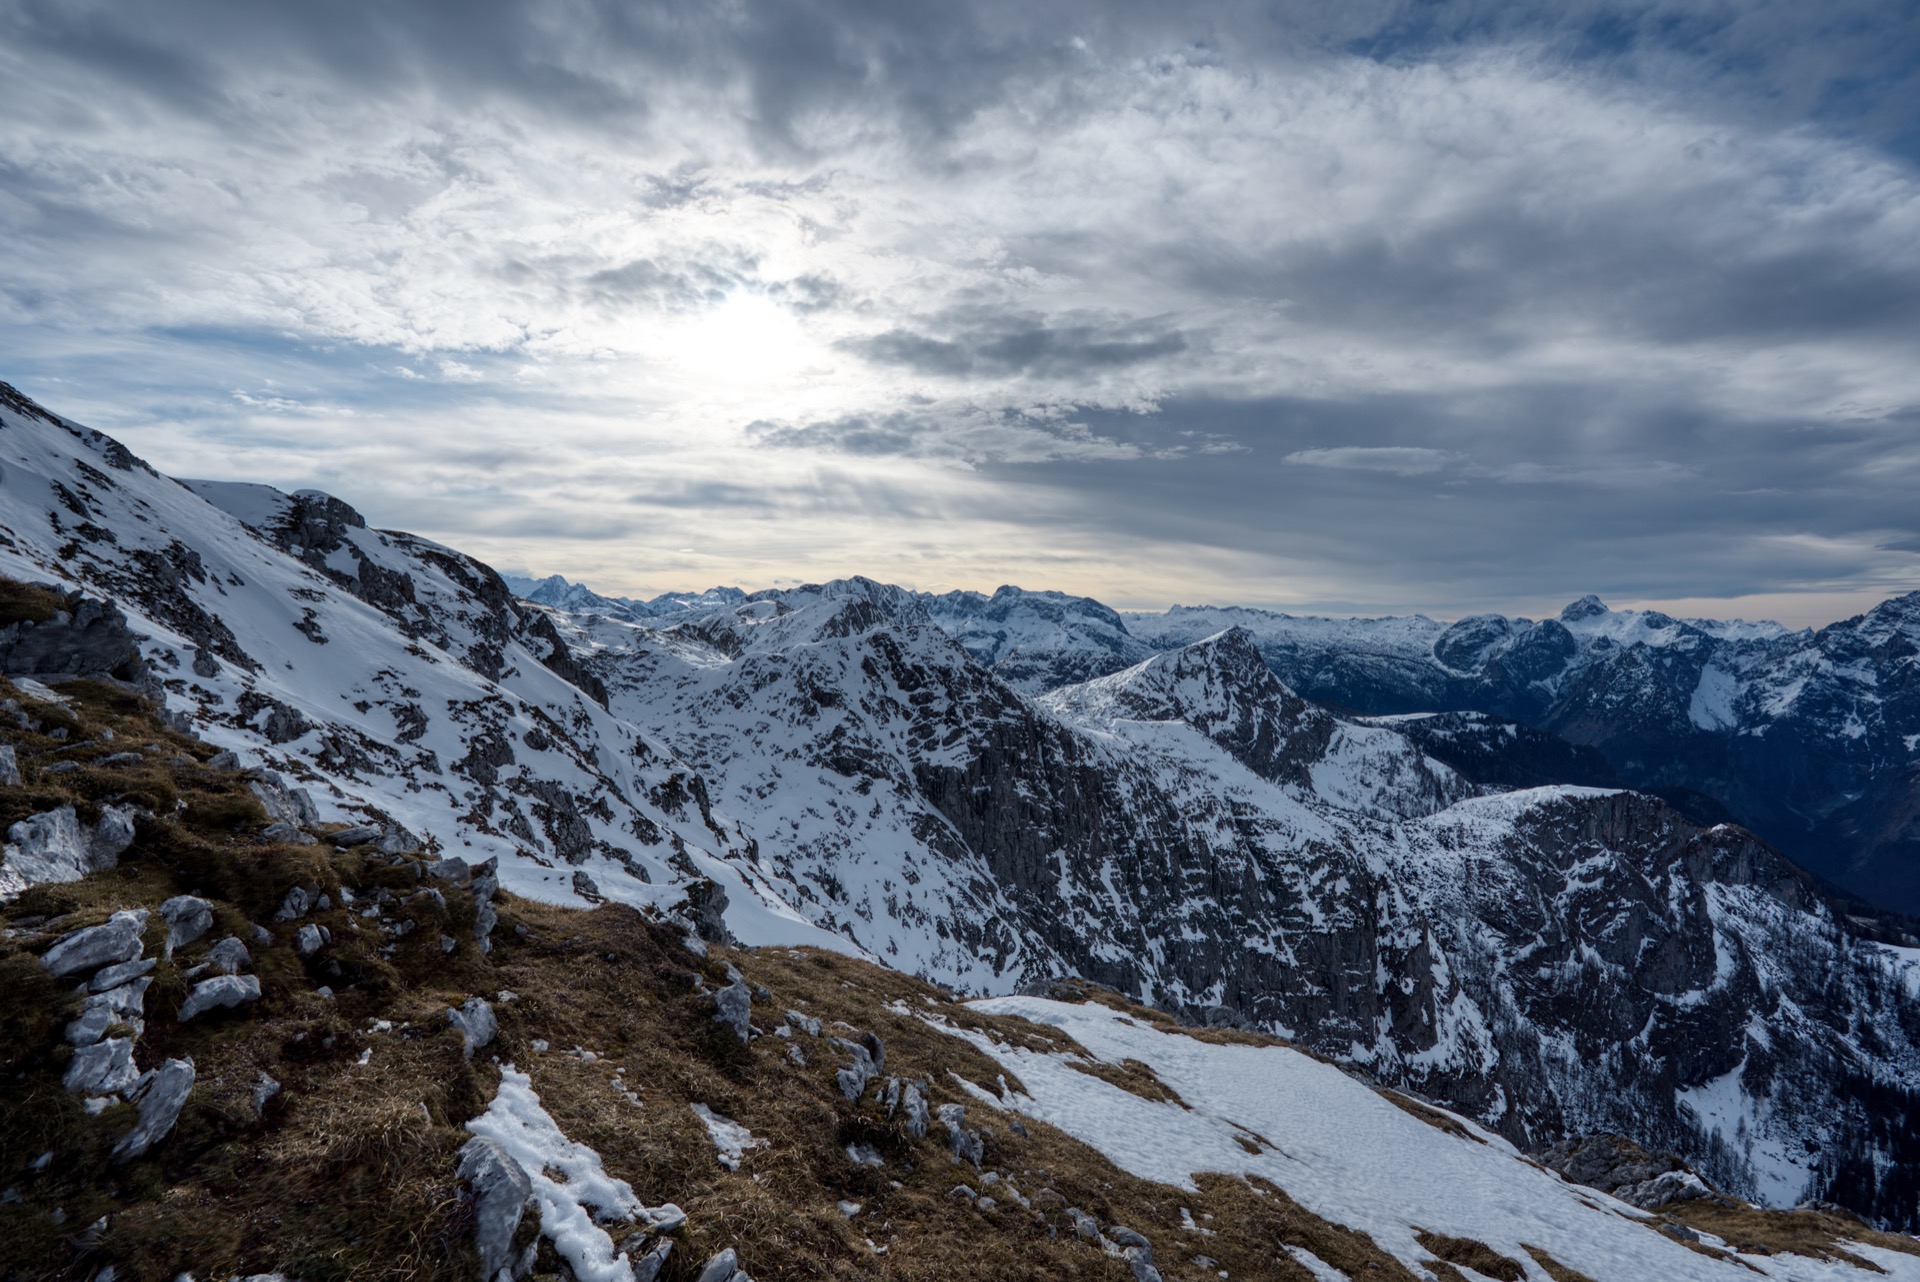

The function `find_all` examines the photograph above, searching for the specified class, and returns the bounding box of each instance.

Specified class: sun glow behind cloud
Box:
[2,1,1919,622]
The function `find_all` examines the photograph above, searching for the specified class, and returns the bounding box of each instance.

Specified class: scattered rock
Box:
[251,1071,282,1118]
[0,744,18,786]
[713,976,752,1044]
[829,1033,884,1101]
[571,870,603,902]
[250,772,320,828]
[65,1037,138,1095]
[89,956,156,992]
[631,1237,673,1282]
[179,973,262,1021]
[201,935,252,975]
[261,821,316,846]
[448,997,497,1058]
[273,886,312,922]
[65,1006,113,1046]
[694,1248,750,1282]
[41,909,149,977]
[784,1010,821,1037]
[160,895,215,956]
[292,923,330,957]
[112,1058,194,1161]
[472,857,500,953]
[937,1103,984,1168]
[457,1135,534,1282]
[328,823,383,847]
[2,806,137,899]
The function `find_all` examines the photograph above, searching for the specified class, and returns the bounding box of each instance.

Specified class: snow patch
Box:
[466,1066,647,1282]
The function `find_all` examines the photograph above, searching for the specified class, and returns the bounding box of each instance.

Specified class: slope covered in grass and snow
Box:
[959,996,1920,1282]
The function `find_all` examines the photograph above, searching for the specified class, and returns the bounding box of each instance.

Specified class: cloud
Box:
[841,310,1189,379]
[1,0,1918,619]
[1284,446,1460,476]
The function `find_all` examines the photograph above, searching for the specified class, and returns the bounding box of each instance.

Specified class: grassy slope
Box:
[2,672,1914,1282]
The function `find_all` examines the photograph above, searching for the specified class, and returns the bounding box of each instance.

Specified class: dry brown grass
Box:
[1522,1243,1600,1282]
[1660,1200,1920,1271]
[1414,1228,1526,1280]
[1379,1091,1490,1145]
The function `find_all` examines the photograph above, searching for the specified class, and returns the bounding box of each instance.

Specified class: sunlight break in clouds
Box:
[2,1,1918,620]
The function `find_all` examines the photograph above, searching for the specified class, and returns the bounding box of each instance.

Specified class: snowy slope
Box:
[959,997,1920,1282]
[0,383,828,942]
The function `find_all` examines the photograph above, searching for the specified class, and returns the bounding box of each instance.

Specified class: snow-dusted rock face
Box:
[1124,596,1920,915]
[0,382,750,919]
[922,585,1156,695]
[574,582,1920,1224]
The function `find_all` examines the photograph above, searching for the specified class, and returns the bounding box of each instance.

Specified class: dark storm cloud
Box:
[973,389,1920,612]
[841,310,1189,379]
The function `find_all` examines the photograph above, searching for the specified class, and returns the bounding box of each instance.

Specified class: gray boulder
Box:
[250,772,320,828]
[829,1033,885,1101]
[937,1103,984,1167]
[65,1005,114,1046]
[112,1058,194,1161]
[713,978,752,1044]
[179,974,261,1022]
[695,1249,749,1282]
[273,885,312,921]
[160,895,215,956]
[261,821,316,846]
[449,997,498,1058]
[457,1135,533,1282]
[630,1237,672,1282]
[292,923,330,956]
[0,744,19,787]
[89,956,156,992]
[201,935,252,974]
[41,909,148,977]
[328,823,383,847]
[65,1036,138,1095]
[2,806,137,899]
[472,858,500,954]
[783,1010,821,1037]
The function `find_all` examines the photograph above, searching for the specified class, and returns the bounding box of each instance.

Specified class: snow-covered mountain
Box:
[0,382,827,946]
[929,586,1920,917]
[6,379,1920,1228]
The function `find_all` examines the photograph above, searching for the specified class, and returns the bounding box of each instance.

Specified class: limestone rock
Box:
[293,923,330,956]
[112,1058,194,1161]
[160,894,215,955]
[713,978,752,1044]
[89,956,156,992]
[456,1135,533,1282]
[201,935,252,974]
[0,744,19,786]
[2,807,136,899]
[630,1237,672,1282]
[65,1036,138,1095]
[449,997,497,1058]
[41,909,148,977]
[179,973,261,1021]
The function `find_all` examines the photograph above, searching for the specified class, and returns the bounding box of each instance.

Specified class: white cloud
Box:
[1284,447,1461,476]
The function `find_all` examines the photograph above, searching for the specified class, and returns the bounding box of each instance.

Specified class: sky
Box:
[3,0,1919,626]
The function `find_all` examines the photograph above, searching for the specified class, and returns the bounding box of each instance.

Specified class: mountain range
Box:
[5,380,1920,1234]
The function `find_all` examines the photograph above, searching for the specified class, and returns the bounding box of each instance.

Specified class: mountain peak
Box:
[1560,594,1610,621]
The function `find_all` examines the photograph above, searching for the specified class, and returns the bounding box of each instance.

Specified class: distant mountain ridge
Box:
[522,570,1920,915]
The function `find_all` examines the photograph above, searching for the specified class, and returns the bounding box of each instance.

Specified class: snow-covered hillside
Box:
[6,379,1920,1229]
[0,383,828,946]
